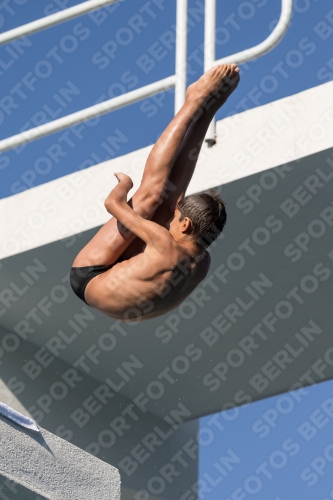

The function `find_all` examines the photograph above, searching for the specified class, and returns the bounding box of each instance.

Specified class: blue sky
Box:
[199,379,333,499]
[1,1,333,498]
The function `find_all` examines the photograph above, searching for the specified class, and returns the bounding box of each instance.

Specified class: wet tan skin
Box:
[72,64,240,322]
[86,201,211,321]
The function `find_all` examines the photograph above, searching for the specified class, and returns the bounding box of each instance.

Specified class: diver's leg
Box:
[72,83,205,266]
[73,64,239,267]
[121,64,240,258]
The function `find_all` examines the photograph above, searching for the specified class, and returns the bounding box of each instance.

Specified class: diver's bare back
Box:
[84,225,210,322]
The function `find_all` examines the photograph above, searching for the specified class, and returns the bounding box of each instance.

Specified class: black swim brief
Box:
[70,265,113,305]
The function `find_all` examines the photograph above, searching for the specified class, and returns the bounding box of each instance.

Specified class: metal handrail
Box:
[0,0,188,153]
[0,0,121,46]
[175,0,188,114]
[0,77,175,153]
[204,0,293,145]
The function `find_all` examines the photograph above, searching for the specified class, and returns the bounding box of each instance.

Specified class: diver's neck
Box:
[178,238,204,260]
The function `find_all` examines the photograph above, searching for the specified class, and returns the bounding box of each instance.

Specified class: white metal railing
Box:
[0,0,122,46]
[0,0,188,153]
[174,0,188,114]
[0,77,176,152]
[0,0,292,153]
[204,0,293,145]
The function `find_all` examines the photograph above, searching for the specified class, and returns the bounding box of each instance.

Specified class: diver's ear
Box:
[181,217,192,233]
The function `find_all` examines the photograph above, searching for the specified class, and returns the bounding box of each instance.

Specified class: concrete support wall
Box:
[0,414,121,500]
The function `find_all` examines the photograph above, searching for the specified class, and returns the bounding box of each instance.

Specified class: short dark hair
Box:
[177,190,227,249]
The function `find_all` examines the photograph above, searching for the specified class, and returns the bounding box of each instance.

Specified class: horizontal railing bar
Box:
[0,76,176,153]
[0,0,121,47]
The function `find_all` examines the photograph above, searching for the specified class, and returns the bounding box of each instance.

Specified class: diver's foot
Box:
[186,64,240,112]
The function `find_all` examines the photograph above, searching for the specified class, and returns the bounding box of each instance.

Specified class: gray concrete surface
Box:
[0,415,121,500]
[0,474,49,499]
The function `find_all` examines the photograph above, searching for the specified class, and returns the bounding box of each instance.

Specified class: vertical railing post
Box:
[204,0,217,146]
[204,0,293,146]
[175,0,188,114]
